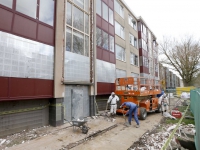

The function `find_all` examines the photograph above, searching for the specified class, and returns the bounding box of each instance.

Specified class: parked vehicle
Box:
[115,77,162,120]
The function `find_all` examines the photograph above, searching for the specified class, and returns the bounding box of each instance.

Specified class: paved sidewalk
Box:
[6,116,116,150]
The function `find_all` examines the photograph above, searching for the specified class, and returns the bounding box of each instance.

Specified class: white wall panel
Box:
[0,31,54,79]
[96,59,115,83]
[64,51,90,82]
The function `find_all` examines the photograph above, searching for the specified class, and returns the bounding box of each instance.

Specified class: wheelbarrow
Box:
[71,118,90,134]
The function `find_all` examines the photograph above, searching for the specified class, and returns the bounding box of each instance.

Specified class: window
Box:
[102,30,108,50]
[85,0,89,12]
[85,36,89,56]
[85,14,89,34]
[116,44,125,61]
[116,69,126,78]
[141,24,147,35]
[39,0,55,26]
[155,64,158,72]
[114,0,124,18]
[115,21,124,39]
[109,8,114,25]
[96,0,101,16]
[74,0,84,9]
[66,2,72,25]
[73,6,84,32]
[134,37,137,48]
[128,15,137,30]
[66,0,89,57]
[16,0,37,19]
[135,55,138,66]
[73,30,84,55]
[0,0,13,8]
[130,53,138,66]
[66,28,72,51]
[129,34,137,48]
[141,39,147,51]
[96,28,102,46]
[142,57,149,68]
[96,28,114,52]
[102,3,108,21]
[109,35,114,52]
[131,73,139,78]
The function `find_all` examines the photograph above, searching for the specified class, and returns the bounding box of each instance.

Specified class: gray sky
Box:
[124,0,200,78]
[124,0,200,42]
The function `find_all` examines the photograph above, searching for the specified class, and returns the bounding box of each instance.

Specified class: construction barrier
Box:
[176,86,195,96]
[190,89,200,150]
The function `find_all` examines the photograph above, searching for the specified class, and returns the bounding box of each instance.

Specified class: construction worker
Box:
[120,102,140,128]
[157,90,164,98]
[161,93,169,115]
[107,92,119,116]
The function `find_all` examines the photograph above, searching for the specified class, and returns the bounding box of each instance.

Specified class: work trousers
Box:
[128,106,139,125]
[110,104,117,114]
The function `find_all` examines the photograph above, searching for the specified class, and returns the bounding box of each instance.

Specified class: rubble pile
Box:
[129,124,195,150]
[0,126,51,150]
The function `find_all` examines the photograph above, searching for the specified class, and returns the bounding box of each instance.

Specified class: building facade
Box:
[159,63,181,90]
[137,17,159,80]
[0,0,56,137]
[114,0,139,79]
[0,0,161,137]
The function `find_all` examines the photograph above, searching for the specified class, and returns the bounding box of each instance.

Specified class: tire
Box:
[82,125,88,134]
[139,107,147,120]
[155,104,162,113]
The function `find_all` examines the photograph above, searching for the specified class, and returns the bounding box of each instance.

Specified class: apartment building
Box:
[0,0,161,136]
[114,0,140,79]
[0,0,56,136]
[0,0,96,136]
[137,17,159,80]
[159,64,181,89]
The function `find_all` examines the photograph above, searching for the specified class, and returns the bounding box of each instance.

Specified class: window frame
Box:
[128,15,137,31]
[116,44,126,61]
[0,0,55,28]
[66,0,90,57]
[114,0,124,18]
[130,53,138,66]
[115,21,124,39]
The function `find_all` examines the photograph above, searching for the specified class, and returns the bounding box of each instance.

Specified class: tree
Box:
[159,36,200,86]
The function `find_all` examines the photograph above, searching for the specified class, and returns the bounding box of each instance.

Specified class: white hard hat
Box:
[111,92,115,95]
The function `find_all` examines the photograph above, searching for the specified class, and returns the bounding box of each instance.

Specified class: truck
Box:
[115,77,162,120]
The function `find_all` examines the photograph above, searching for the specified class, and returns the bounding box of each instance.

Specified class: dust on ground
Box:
[0,97,192,150]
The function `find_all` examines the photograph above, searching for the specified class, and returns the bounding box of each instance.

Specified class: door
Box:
[71,88,84,120]
[64,85,89,121]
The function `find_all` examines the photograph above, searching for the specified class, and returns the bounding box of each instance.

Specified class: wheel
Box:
[155,104,162,113]
[139,107,147,120]
[82,125,88,134]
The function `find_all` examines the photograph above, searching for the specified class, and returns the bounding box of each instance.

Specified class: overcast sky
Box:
[124,0,200,42]
[124,0,200,78]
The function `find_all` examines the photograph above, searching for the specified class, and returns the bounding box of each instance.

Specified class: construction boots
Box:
[136,124,140,128]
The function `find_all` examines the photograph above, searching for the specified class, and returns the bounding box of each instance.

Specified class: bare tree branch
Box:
[159,36,200,86]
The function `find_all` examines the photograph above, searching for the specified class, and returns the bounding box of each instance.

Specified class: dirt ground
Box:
[0,98,181,150]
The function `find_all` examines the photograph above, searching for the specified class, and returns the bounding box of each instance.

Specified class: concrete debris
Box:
[130,123,195,149]
[91,116,96,119]
[167,124,177,132]
[163,112,177,120]
[0,139,6,146]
